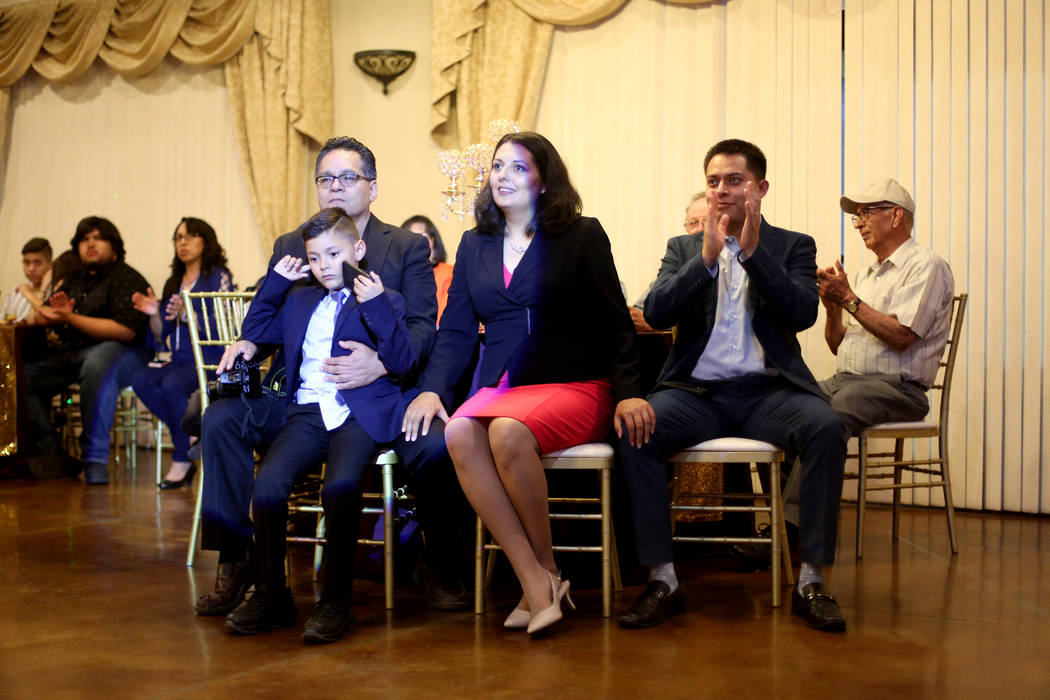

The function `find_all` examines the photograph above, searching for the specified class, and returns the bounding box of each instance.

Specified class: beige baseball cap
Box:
[840,178,915,215]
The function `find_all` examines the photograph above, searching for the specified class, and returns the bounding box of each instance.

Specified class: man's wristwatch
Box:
[844,297,861,314]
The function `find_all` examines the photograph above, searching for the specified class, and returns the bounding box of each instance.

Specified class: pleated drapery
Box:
[0,0,331,248]
[430,0,713,148]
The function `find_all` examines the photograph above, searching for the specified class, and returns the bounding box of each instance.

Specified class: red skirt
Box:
[450,374,614,454]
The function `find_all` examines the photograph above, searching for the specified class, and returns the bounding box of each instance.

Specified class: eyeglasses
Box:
[850,205,895,225]
[683,218,703,232]
[315,171,375,189]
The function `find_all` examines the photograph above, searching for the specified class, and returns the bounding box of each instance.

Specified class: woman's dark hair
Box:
[71,216,125,261]
[161,217,229,301]
[473,131,582,238]
[401,214,446,264]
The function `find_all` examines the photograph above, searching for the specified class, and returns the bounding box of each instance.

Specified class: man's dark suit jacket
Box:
[643,217,825,398]
[243,269,414,443]
[421,216,644,407]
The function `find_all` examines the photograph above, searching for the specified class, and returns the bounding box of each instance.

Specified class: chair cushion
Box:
[862,419,938,433]
[681,437,783,452]
[541,442,614,459]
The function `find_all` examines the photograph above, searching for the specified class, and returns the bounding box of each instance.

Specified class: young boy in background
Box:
[3,237,52,323]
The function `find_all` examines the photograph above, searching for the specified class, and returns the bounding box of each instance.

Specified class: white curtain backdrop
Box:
[0,56,265,298]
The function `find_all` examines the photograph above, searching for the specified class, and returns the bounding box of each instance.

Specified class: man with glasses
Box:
[630,193,709,331]
[195,137,470,632]
[815,178,954,440]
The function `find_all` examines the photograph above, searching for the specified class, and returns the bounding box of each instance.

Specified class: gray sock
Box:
[649,562,678,592]
[798,562,823,593]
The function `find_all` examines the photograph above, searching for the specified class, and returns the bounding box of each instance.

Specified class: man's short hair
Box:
[70,216,125,261]
[22,237,52,259]
[301,208,361,244]
[314,136,377,180]
[703,139,767,181]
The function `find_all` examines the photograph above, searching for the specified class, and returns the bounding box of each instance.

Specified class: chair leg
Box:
[939,434,959,554]
[382,462,395,610]
[892,439,904,541]
[856,436,868,559]
[186,459,204,567]
[313,514,325,581]
[600,466,612,618]
[155,419,164,486]
[474,516,486,615]
[770,462,781,607]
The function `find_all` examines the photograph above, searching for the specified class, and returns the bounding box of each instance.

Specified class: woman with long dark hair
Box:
[402,214,453,322]
[403,132,654,635]
[130,217,234,489]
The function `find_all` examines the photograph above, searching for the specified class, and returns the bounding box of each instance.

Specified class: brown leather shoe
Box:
[194,556,254,616]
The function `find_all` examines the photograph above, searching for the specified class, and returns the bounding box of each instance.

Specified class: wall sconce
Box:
[353,49,416,95]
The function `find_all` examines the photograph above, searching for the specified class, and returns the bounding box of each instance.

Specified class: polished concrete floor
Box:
[1,453,1049,699]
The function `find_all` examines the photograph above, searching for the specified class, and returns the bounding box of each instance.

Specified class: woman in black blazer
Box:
[403,132,654,635]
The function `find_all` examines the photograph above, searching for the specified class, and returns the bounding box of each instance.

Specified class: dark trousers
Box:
[23,341,148,464]
[200,394,462,577]
[129,362,199,462]
[253,403,376,599]
[783,372,929,525]
[200,393,288,558]
[619,376,846,567]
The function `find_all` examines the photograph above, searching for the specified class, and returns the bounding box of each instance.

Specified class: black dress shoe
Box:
[413,562,470,611]
[617,581,686,629]
[195,555,255,616]
[225,586,296,635]
[302,598,354,644]
[83,461,109,485]
[159,463,197,490]
[791,582,846,632]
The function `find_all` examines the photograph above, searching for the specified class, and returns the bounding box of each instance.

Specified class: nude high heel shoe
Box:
[526,570,575,635]
[503,602,530,629]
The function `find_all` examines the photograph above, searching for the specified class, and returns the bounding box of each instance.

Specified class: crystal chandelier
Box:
[438,119,521,220]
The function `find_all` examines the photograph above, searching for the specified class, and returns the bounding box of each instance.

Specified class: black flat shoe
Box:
[225,586,297,635]
[301,598,354,644]
[791,582,846,632]
[617,581,686,629]
[159,463,197,490]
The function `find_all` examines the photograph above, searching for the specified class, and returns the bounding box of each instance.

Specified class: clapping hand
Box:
[131,287,160,317]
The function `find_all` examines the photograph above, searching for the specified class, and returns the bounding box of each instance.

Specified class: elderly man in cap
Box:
[815,178,955,438]
[736,179,955,575]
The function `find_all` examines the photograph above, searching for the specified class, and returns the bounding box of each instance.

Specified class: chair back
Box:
[181,290,255,414]
[932,294,967,430]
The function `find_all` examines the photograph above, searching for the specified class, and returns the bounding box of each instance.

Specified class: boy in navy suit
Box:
[224,208,415,643]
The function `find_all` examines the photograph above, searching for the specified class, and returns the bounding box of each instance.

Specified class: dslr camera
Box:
[208,355,262,400]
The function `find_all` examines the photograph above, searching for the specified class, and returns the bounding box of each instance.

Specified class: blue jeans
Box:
[23,341,148,464]
[129,362,200,462]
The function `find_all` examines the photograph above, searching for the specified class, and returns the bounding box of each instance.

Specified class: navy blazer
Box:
[245,213,437,377]
[244,270,414,443]
[421,216,644,407]
[643,217,825,398]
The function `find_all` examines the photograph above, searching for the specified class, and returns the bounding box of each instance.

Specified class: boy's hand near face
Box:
[353,271,384,303]
[274,255,310,281]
